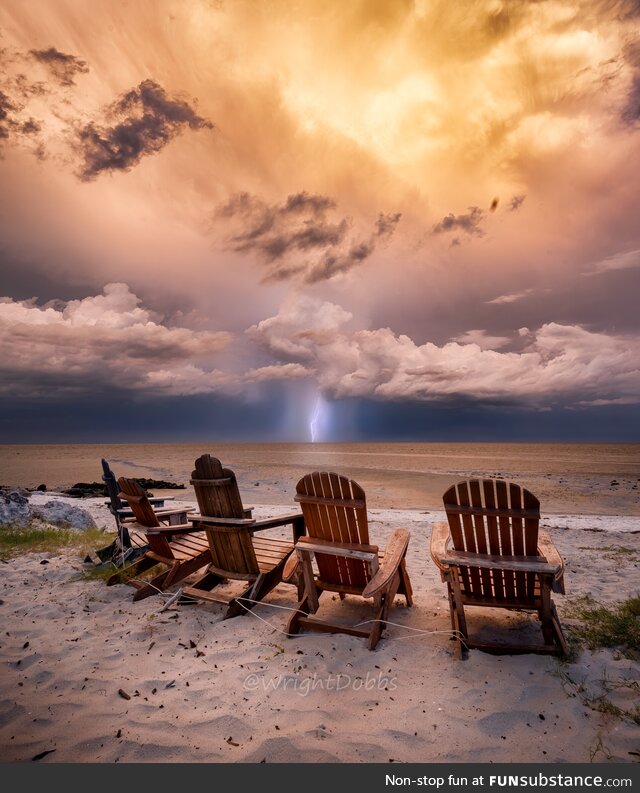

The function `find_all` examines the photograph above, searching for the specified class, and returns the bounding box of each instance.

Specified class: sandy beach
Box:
[0,486,638,764]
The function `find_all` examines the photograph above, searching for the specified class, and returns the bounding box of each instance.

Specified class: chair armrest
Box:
[187,511,304,535]
[430,521,452,571]
[294,535,379,560]
[153,507,195,518]
[250,512,305,533]
[145,522,203,536]
[362,528,410,598]
[188,514,256,526]
[282,553,300,583]
[537,529,565,593]
[439,548,561,576]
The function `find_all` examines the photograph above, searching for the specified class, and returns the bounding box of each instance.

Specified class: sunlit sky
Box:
[1,0,639,442]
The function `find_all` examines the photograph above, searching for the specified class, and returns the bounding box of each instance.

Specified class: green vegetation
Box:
[0,524,109,561]
[564,594,640,660]
[577,545,640,564]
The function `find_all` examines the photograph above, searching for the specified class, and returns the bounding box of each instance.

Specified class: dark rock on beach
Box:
[0,488,97,529]
[133,478,185,490]
[62,482,106,498]
[62,478,185,497]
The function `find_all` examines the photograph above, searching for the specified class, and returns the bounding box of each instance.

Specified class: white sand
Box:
[0,495,638,764]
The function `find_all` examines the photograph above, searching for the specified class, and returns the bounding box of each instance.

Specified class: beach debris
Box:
[116,729,122,738]
[36,484,46,491]
[158,589,183,613]
[31,748,56,762]
[40,560,49,565]
[165,680,176,688]
[226,736,240,746]
[118,688,131,700]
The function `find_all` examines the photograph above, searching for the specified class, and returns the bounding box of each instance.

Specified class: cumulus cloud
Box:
[432,206,485,238]
[217,192,401,283]
[246,293,353,360]
[0,283,232,397]
[77,80,213,181]
[244,363,311,382]
[508,194,526,211]
[248,295,640,406]
[29,47,89,86]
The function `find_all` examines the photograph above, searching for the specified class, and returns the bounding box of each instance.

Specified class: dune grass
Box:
[564,594,640,660]
[0,525,110,561]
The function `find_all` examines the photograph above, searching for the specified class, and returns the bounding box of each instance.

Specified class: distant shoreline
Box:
[2,441,639,517]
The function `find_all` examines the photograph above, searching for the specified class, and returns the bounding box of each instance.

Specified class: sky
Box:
[1,0,640,443]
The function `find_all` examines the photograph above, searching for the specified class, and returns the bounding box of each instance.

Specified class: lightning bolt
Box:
[310,395,322,442]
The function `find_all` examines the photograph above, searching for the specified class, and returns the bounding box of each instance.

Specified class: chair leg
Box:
[398,557,413,606]
[367,572,400,650]
[286,589,322,636]
[225,578,263,619]
[551,602,569,657]
[225,566,284,619]
[448,574,469,660]
[538,576,557,647]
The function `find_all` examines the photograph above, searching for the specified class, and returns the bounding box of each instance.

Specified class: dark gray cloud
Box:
[0,89,39,146]
[217,192,400,283]
[29,46,89,86]
[217,191,349,261]
[432,206,485,237]
[0,90,17,141]
[77,79,213,181]
[509,194,526,211]
[305,211,402,284]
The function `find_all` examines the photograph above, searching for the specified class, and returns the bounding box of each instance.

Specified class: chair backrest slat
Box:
[191,454,246,519]
[117,477,160,528]
[191,455,259,576]
[295,472,371,589]
[444,478,541,602]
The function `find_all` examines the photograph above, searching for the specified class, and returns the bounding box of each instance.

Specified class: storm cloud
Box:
[218,193,401,283]
[0,1,639,440]
[0,283,232,397]
[77,80,213,181]
[248,295,640,407]
[432,206,485,238]
[29,46,89,86]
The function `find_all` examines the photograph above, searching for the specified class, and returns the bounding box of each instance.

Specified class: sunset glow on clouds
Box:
[1,0,639,440]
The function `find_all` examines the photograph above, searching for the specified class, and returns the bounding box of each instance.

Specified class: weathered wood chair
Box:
[101,458,170,549]
[285,471,413,650]
[106,477,208,602]
[430,478,568,659]
[180,454,306,619]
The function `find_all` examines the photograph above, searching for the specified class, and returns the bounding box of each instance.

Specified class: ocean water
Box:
[1,442,639,516]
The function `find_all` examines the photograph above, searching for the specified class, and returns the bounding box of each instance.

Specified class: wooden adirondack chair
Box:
[180,454,306,619]
[100,458,170,548]
[106,477,209,602]
[285,471,413,650]
[430,478,568,659]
